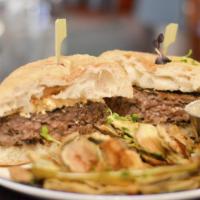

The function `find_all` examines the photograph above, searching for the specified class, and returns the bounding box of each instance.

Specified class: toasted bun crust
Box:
[100,50,200,93]
[0,54,133,117]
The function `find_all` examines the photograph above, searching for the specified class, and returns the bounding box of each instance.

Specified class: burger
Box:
[1,49,200,167]
[0,54,132,165]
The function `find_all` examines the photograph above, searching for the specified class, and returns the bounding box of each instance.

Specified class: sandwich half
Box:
[100,50,200,154]
[0,54,133,165]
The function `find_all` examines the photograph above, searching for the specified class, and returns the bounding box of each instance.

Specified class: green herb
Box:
[105,108,114,124]
[175,49,200,65]
[106,112,119,124]
[123,134,133,142]
[106,111,139,124]
[185,49,193,57]
[105,108,112,116]
[121,170,130,178]
[40,126,60,144]
[121,127,129,133]
[130,114,139,122]
[106,117,113,124]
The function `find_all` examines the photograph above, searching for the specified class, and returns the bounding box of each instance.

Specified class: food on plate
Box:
[3,46,200,195]
[10,125,200,194]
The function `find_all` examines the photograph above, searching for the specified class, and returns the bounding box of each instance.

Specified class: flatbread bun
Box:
[0,54,133,117]
[100,50,200,93]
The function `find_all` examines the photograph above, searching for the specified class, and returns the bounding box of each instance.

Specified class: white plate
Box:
[0,177,200,200]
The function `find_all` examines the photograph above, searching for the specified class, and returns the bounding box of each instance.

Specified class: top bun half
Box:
[100,50,200,93]
[0,54,133,117]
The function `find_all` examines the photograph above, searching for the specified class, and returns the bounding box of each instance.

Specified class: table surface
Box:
[0,186,36,200]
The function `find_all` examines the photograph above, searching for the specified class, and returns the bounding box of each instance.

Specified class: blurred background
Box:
[0,0,199,80]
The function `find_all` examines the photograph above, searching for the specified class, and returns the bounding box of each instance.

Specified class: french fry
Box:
[31,159,60,180]
[44,179,100,194]
[9,167,33,183]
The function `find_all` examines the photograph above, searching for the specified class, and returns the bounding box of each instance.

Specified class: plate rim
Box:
[0,177,200,200]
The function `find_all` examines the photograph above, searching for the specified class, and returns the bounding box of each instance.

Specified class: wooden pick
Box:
[55,19,67,64]
[163,23,178,55]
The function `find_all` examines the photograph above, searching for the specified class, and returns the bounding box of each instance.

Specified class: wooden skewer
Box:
[55,19,67,64]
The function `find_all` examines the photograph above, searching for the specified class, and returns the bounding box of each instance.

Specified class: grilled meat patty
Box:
[0,87,199,146]
[105,86,200,125]
[0,102,107,146]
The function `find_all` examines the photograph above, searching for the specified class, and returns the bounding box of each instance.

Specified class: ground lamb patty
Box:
[0,102,107,146]
[105,86,200,125]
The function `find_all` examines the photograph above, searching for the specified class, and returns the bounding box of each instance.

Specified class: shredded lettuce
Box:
[40,126,60,144]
